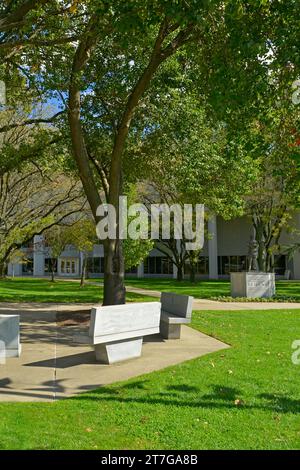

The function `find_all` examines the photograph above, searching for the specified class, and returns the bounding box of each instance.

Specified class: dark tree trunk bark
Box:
[50,258,56,282]
[0,262,6,279]
[103,239,126,305]
[80,255,87,288]
[189,265,196,283]
[177,264,184,281]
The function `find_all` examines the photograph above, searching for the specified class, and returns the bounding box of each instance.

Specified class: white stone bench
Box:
[74,302,161,364]
[160,292,193,339]
[0,315,21,358]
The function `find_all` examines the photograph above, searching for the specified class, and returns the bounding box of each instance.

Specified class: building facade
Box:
[7,213,300,280]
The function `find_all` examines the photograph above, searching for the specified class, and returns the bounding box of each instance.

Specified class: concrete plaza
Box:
[0,302,229,402]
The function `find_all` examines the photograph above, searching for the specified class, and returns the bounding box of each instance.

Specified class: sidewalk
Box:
[124,285,300,311]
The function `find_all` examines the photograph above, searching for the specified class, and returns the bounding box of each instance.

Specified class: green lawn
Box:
[1,309,300,449]
[0,278,155,303]
[124,278,300,301]
[1,277,299,303]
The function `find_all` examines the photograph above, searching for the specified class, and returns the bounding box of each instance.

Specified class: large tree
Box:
[2,1,300,303]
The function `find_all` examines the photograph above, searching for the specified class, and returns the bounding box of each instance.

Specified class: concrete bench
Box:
[74,302,161,364]
[0,315,21,358]
[160,292,193,339]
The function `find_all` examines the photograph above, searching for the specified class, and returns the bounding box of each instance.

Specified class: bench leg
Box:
[94,337,143,364]
[160,322,182,340]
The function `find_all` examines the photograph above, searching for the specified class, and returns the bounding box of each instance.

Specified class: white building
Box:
[7,213,300,280]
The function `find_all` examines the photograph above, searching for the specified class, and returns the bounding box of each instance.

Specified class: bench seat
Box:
[74,302,161,364]
[161,311,191,325]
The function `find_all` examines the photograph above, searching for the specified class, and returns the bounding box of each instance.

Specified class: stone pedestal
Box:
[160,322,182,340]
[230,272,275,298]
[94,337,143,364]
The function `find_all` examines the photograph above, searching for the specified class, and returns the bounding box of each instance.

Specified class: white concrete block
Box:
[95,338,143,364]
[0,315,21,358]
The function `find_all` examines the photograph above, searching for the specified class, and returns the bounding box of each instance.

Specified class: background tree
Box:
[0,112,85,278]
[65,219,96,287]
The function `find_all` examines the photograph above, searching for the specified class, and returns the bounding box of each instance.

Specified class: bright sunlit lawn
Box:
[1,277,299,303]
[0,277,156,303]
[0,309,299,449]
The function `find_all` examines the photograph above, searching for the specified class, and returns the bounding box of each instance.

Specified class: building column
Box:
[208,214,218,279]
[137,261,144,278]
[33,235,45,276]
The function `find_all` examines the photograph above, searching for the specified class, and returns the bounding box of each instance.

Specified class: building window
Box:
[45,258,57,273]
[87,257,104,274]
[144,257,173,275]
[22,259,33,274]
[273,255,287,275]
[161,258,174,275]
[125,266,138,274]
[218,256,247,275]
[185,256,209,275]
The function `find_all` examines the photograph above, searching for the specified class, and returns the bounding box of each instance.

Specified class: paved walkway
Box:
[124,285,300,310]
[82,280,300,310]
[0,303,229,402]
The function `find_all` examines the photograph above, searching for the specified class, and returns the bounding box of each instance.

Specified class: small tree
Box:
[44,226,71,282]
[65,220,96,287]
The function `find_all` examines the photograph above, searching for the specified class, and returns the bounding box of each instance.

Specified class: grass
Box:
[1,277,299,303]
[124,278,300,301]
[0,277,156,303]
[0,309,300,449]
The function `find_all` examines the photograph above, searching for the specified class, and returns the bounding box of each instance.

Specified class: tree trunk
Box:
[255,220,266,271]
[177,264,184,281]
[189,264,196,283]
[103,239,126,305]
[0,262,6,279]
[50,258,55,282]
[80,255,87,288]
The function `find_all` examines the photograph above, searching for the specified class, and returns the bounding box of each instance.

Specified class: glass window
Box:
[125,266,138,274]
[273,255,287,275]
[22,259,33,274]
[156,257,162,274]
[162,258,173,275]
[198,257,208,274]
[144,257,173,274]
[218,255,249,274]
[45,258,57,273]
[222,256,230,275]
[87,257,104,274]
[230,256,239,272]
[149,257,155,274]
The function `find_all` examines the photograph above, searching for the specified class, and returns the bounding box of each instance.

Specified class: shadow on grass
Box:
[66,381,300,415]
